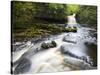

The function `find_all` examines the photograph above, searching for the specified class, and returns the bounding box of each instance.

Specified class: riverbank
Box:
[12,23,67,42]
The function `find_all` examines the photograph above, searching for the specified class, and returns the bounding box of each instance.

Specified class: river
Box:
[12,14,97,74]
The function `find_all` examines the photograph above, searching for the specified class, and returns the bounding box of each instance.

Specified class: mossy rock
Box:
[65,26,77,32]
[41,41,57,49]
[51,41,57,47]
[41,42,49,49]
[73,26,77,32]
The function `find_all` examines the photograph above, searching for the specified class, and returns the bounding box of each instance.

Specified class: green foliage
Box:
[48,4,66,19]
[12,1,68,26]
[12,1,97,42]
[77,6,97,27]
[12,1,97,27]
[12,1,34,26]
[67,4,80,15]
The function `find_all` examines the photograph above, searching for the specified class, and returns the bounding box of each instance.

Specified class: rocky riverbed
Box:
[12,26,97,74]
[11,14,97,74]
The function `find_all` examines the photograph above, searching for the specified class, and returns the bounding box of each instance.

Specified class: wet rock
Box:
[63,57,92,70]
[60,45,78,59]
[41,41,57,49]
[31,37,45,44]
[63,39,76,44]
[80,56,94,66]
[51,41,57,47]
[60,45,69,54]
[12,44,27,52]
[84,42,97,48]
[80,56,87,61]
[93,32,97,38]
[63,35,77,44]
[65,26,77,32]
[89,30,97,38]
[12,45,20,52]
[61,46,72,55]
[14,58,31,74]
[41,42,49,49]
[12,42,26,52]
[60,45,92,65]
[84,42,97,67]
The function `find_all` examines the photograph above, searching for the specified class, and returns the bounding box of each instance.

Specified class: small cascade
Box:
[67,13,78,28]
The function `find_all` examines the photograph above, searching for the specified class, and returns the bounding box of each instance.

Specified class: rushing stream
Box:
[12,14,97,74]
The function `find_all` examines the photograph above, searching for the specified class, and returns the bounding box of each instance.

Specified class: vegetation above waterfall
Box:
[12,1,97,42]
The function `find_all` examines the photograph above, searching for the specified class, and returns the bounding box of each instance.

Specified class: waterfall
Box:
[67,13,78,28]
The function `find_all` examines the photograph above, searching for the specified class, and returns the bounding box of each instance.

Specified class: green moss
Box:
[51,41,57,47]
[13,24,65,42]
[41,41,57,49]
[41,42,49,49]
[65,27,77,32]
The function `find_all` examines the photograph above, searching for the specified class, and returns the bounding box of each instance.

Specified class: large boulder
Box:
[41,42,49,49]
[63,57,93,70]
[51,41,57,47]
[63,34,77,44]
[60,45,79,59]
[41,41,57,49]
[60,45,93,66]
[14,58,31,74]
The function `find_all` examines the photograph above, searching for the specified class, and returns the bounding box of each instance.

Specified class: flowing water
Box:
[12,14,97,74]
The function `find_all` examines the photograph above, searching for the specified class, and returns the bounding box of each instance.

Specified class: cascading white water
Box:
[67,13,77,28]
[12,14,97,74]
